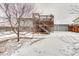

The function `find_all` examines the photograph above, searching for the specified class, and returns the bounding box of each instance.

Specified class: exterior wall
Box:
[0,24,69,32]
[0,18,69,32]
[53,24,68,31]
[0,18,33,32]
[20,18,33,27]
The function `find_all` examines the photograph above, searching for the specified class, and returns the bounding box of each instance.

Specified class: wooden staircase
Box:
[32,13,54,34]
[38,24,50,34]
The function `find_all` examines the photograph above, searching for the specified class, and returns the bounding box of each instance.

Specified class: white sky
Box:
[35,3,79,24]
[0,3,79,25]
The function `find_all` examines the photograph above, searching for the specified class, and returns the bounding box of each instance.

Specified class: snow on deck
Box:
[11,31,79,56]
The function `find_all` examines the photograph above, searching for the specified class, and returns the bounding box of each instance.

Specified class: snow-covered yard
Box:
[10,31,79,56]
[0,32,16,42]
[0,31,79,56]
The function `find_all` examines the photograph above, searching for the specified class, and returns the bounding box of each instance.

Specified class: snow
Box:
[0,31,79,56]
[0,32,16,42]
[10,31,79,56]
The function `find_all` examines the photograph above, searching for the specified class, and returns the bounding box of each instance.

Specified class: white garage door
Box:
[54,24,68,31]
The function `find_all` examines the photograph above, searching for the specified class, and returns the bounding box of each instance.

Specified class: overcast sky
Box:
[35,3,79,24]
[0,3,79,24]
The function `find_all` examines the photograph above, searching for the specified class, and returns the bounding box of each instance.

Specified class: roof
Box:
[73,17,79,22]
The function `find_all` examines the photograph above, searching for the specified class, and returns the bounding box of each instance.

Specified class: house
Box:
[68,17,79,32]
[18,13,54,34]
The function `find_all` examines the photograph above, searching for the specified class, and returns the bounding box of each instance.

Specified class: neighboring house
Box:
[73,17,79,24]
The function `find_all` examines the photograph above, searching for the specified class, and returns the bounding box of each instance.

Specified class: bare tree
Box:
[70,5,79,14]
[0,3,35,42]
[70,5,79,23]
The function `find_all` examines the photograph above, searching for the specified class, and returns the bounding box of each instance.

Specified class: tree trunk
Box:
[17,29,20,42]
[17,19,20,42]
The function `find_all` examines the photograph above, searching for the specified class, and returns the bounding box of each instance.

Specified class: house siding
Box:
[53,24,68,31]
